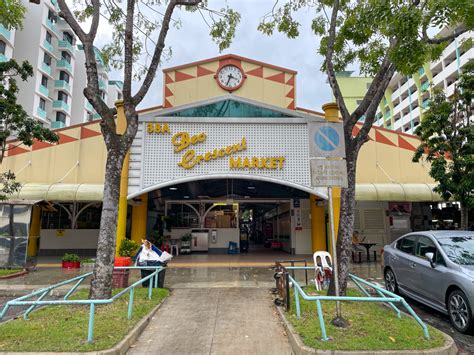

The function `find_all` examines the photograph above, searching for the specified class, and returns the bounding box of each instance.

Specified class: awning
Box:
[3,183,442,203]
[8,183,104,202]
[355,183,442,202]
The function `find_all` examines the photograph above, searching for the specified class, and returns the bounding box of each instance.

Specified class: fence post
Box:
[294,287,301,319]
[87,303,95,343]
[128,288,135,320]
[148,275,153,300]
[285,271,290,311]
[315,300,328,341]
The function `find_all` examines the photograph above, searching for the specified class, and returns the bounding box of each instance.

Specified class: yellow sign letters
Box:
[229,157,285,170]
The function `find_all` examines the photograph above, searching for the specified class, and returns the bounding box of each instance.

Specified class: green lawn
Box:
[0,288,169,352]
[0,269,23,277]
[287,287,445,351]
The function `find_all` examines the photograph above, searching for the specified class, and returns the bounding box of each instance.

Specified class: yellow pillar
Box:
[115,100,130,256]
[310,195,326,252]
[321,102,342,248]
[27,205,41,257]
[131,193,148,245]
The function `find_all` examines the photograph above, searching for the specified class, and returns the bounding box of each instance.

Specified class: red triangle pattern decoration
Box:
[165,73,174,84]
[375,129,397,146]
[352,125,361,137]
[164,86,173,98]
[286,75,295,86]
[398,136,417,151]
[175,71,195,82]
[286,88,294,99]
[197,66,214,77]
[57,133,78,145]
[164,99,173,108]
[80,127,101,140]
[287,101,295,110]
[32,140,55,151]
[265,72,285,84]
[246,67,263,78]
[7,144,30,157]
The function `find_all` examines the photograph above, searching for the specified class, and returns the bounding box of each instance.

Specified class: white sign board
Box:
[308,122,346,158]
[310,159,348,188]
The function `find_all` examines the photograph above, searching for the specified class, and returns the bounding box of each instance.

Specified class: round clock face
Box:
[217,65,244,90]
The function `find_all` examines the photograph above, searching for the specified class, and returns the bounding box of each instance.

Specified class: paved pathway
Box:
[127,288,293,355]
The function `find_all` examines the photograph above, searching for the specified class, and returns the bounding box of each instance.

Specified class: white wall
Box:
[40,229,99,249]
[169,227,239,250]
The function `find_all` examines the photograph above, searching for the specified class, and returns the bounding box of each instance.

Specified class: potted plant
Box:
[115,239,139,267]
[81,257,95,271]
[180,233,192,254]
[62,253,81,269]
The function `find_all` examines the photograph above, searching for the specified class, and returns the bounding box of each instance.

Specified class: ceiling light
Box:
[169,187,178,191]
[244,196,250,199]
[247,186,255,190]
[183,195,190,199]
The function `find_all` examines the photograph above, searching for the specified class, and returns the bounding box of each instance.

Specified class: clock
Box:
[215,64,246,91]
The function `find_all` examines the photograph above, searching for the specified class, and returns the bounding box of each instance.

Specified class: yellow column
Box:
[310,195,326,252]
[115,100,130,256]
[27,205,41,257]
[131,193,148,245]
[321,102,342,246]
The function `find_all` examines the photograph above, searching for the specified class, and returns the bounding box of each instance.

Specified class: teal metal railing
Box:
[0,24,11,41]
[0,266,164,343]
[285,266,430,341]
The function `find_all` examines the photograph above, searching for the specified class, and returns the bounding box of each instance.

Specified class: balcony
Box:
[58,40,74,53]
[93,113,101,120]
[421,99,430,109]
[85,101,94,112]
[420,81,430,92]
[99,79,107,90]
[0,24,11,41]
[418,67,425,76]
[50,0,58,7]
[0,54,8,63]
[56,59,73,73]
[45,19,58,35]
[51,121,66,129]
[384,110,391,118]
[41,62,52,76]
[55,80,71,92]
[37,107,47,120]
[53,100,70,112]
[39,85,49,97]
[43,39,54,53]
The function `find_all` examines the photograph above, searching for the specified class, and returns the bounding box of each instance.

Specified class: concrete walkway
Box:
[127,288,293,355]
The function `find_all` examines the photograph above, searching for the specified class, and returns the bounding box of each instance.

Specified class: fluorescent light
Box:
[183,195,190,199]
[247,186,255,190]
[169,187,178,191]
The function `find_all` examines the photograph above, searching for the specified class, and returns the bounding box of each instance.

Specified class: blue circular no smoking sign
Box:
[314,126,340,151]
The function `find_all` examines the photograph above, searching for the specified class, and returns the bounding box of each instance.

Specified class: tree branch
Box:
[123,0,135,100]
[325,0,351,122]
[57,0,87,42]
[88,0,101,39]
[132,0,202,106]
[422,25,467,44]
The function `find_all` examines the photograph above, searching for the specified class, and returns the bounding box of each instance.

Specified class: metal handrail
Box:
[0,266,165,342]
[285,266,430,341]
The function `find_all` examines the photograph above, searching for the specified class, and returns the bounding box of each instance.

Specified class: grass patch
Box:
[0,288,169,352]
[287,287,445,351]
[0,269,23,277]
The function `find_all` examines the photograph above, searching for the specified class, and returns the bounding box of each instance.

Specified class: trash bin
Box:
[112,269,130,288]
[140,263,167,288]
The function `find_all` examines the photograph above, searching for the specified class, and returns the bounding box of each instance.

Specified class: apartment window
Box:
[41,75,48,88]
[87,112,94,122]
[57,91,68,103]
[61,51,71,63]
[39,98,46,111]
[0,40,6,55]
[43,52,52,66]
[100,90,106,99]
[117,92,123,100]
[45,31,52,44]
[56,111,66,123]
[47,10,56,23]
[59,71,70,83]
[63,31,73,45]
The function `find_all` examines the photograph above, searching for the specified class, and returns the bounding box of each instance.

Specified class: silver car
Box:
[383,231,474,334]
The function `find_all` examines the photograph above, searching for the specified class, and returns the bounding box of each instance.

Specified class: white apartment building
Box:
[1,0,122,128]
[375,28,473,134]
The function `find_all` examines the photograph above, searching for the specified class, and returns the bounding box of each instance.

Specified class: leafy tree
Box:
[413,61,474,230]
[57,0,240,299]
[0,0,26,30]
[0,59,59,199]
[259,0,473,298]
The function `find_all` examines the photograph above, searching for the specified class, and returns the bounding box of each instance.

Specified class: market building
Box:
[0,54,449,267]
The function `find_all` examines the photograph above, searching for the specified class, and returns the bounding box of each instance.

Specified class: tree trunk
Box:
[460,203,469,230]
[89,148,125,299]
[328,144,359,296]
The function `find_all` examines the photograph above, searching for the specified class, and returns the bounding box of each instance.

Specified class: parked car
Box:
[383,231,474,334]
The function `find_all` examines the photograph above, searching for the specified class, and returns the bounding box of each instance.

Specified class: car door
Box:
[391,235,418,291]
[412,235,450,310]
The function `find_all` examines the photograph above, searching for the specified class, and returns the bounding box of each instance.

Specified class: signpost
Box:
[308,119,347,321]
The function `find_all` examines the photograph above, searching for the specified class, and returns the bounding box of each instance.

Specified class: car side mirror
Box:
[425,252,435,268]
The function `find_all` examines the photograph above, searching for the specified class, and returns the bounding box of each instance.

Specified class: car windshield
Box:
[438,236,474,265]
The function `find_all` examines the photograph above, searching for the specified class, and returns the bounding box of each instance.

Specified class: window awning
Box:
[3,183,443,203]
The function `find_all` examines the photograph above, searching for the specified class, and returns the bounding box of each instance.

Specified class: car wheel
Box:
[448,290,474,334]
[384,268,398,294]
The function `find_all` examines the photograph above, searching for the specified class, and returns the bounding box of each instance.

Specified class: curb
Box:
[276,306,458,355]
[0,271,28,280]
[0,293,169,355]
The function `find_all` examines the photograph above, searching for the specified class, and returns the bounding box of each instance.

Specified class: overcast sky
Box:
[94,0,333,112]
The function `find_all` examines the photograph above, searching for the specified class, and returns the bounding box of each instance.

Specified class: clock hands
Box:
[226,73,237,86]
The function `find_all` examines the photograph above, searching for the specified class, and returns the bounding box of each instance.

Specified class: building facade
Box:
[0,0,122,128]
[336,28,473,134]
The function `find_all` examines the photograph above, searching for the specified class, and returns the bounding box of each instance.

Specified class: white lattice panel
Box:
[128,121,312,194]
